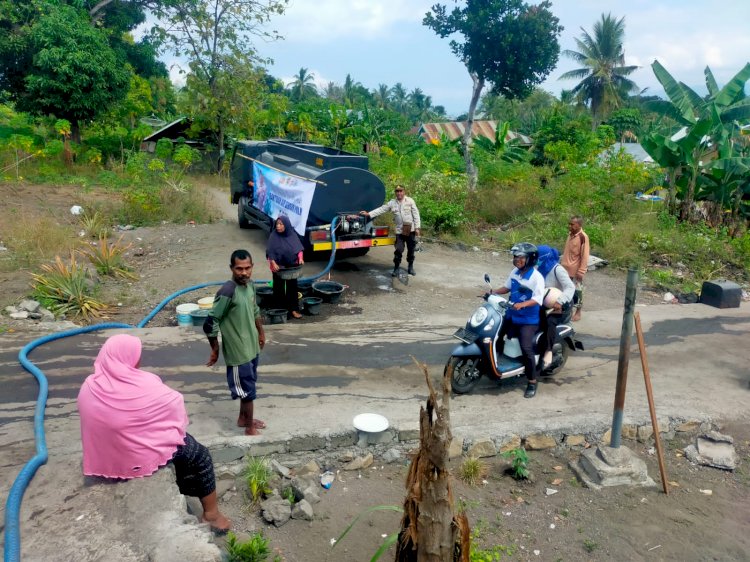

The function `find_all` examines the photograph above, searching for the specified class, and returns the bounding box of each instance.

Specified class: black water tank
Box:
[699,280,741,308]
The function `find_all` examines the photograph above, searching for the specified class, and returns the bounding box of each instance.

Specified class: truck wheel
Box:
[447,356,481,394]
[238,196,253,229]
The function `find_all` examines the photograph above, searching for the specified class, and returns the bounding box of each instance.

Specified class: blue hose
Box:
[4,323,132,562]
[3,216,342,560]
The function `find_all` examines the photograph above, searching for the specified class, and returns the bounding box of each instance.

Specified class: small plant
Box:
[79,211,110,239]
[30,253,108,321]
[226,531,272,562]
[244,456,273,503]
[583,538,599,553]
[334,505,403,561]
[459,456,488,487]
[501,447,530,480]
[282,486,296,505]
[79,235,138,280]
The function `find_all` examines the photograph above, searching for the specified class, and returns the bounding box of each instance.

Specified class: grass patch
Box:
[458,456,489,487]
[244,456,273,504]
[226,531,276,562]
[1,212,76,271]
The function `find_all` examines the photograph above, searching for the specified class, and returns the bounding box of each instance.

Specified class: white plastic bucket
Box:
[198,296,214,310]
[176,303,199,326]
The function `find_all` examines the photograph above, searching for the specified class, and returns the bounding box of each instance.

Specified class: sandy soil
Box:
[2,182,746,562]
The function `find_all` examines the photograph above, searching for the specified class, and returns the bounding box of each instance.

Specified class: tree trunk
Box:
[462,74,484,191]
[395,361,470,562]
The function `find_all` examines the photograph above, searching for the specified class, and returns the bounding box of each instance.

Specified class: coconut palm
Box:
[322,81,343,102]
[372,83,391,109]
[559,13,639,126]
[391,83,408,115]
[287,67,317,102]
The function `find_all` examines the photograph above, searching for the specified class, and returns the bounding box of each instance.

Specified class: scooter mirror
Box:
[484,273,491,285]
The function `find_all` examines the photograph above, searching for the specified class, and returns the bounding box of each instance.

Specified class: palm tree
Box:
[372,83,390,109]
[559,13,639,127]
[343,74,363,108]
[390,83,408,115]
[288,67,317,102]
[322,81,344,102]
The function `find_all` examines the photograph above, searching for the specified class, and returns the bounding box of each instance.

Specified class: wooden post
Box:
[634,312,670,495]
[610,268,639,448]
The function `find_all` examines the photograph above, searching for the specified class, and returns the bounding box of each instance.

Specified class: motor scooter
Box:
[446,274,583,394]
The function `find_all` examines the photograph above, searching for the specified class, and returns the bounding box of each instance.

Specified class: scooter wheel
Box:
[541,344,569,376]
[446,356,481,394]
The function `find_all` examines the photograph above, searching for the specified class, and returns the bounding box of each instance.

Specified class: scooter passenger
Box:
[536,245,576,369]
[490,243,545,398]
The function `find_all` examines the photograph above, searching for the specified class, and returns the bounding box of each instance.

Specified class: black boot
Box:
[407,264,415,276]
[391,266,399,277]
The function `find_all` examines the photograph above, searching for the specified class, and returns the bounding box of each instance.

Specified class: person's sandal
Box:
[524,382,538,398]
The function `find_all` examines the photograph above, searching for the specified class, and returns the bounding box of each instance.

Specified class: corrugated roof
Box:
[142,117,189,142]
[416,120,533,146]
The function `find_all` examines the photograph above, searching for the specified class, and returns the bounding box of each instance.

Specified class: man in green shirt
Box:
[204,249,266,435]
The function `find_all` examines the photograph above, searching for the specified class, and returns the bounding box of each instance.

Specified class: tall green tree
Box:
[19,4,131,142]
[372,83,391,109]
[424,0,563,189]
[559,13,639,127]
[287,67,318,102]
[155,0,287,155]
[390,83,408,115]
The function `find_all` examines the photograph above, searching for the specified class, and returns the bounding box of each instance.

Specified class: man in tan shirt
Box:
[361,185,421,277]
[560,215,589,321]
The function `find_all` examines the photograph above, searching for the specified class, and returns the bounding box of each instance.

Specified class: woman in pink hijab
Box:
[78,333,230,532]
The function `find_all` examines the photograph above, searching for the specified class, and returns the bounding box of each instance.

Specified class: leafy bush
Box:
[411,171,469,233]
[79,235,137,280]
[226,532,272,562]
[501,447,529,480]
[155,138,173,160]
[78,211,110,239]
[30,253,107,321]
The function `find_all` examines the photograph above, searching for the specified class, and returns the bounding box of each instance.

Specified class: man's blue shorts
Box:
[226,356,259,401]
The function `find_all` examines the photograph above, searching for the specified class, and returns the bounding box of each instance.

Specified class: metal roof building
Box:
[415,120,533,146]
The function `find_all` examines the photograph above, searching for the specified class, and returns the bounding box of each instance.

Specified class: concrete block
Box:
[468,438,497,458]
[329,431,357,448]
[685,431,737,470]
[398,428,421,442]
[210,446,246,464]
[245,441,286,456]
[288,435,327,453]
[572,445,656,490]
[524,434,557,450]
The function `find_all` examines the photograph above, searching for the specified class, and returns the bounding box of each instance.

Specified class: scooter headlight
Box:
[469,306,488,328]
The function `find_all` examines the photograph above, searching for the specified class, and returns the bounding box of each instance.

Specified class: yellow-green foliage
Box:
[30,253,108,321]
[79,235,138,280]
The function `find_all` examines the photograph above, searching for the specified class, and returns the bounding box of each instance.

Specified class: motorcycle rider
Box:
[536,245,575,369]
[491,243,545,398]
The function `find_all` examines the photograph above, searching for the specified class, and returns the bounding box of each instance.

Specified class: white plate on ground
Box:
[353,413,389,433]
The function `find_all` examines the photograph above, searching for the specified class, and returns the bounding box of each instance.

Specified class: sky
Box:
[166,0,750,118]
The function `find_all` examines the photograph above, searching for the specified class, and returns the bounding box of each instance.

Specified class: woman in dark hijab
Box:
[266,215,305,319]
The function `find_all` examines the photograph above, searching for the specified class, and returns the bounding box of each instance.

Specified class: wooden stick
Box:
[634,312,669,495]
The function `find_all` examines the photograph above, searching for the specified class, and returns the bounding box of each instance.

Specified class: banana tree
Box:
[642,61,750,223]
[472,121,528,163]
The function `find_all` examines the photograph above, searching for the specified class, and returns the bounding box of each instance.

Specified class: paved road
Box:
[1,287,749,558]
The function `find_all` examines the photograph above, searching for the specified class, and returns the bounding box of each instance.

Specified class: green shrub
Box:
[411,171,469,233]
[30,253,107,321]
[501,447,529,480]
[226,531,273,562]
[244,456,272,504]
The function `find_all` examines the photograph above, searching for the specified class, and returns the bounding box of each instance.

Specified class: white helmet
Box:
[543,287,562,308]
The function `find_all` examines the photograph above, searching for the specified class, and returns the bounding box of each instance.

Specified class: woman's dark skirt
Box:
[170,432,216,498]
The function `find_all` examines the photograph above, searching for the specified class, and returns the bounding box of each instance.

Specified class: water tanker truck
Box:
[229,139,395,258]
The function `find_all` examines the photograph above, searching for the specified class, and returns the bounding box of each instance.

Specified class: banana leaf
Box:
[651,60,697,123]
